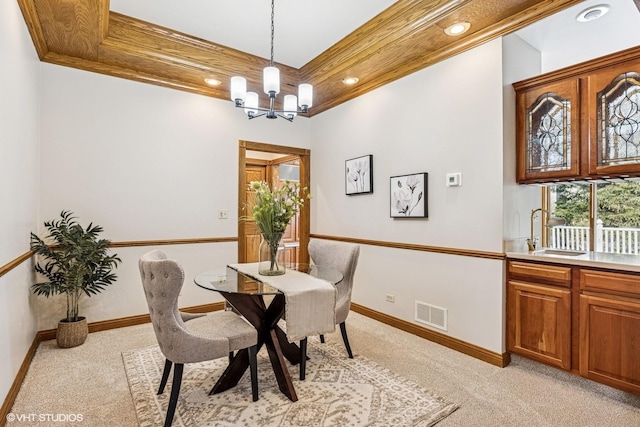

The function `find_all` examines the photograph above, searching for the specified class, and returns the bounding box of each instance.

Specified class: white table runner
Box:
[229,263,336,342]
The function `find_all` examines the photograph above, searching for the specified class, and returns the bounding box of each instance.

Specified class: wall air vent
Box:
[415,301,448,331]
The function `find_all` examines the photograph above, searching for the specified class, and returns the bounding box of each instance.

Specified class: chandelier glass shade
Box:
[230,0,313,121]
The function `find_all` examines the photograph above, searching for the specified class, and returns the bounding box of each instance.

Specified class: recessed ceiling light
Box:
[576,4,610,22]
[444,22,471,36]
[204,78,222,86]
[342,77,359,85]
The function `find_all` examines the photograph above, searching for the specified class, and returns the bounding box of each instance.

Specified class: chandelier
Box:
[230,0,313,121]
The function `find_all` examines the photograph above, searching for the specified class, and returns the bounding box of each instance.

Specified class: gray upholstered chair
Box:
[299,239,360,378]
[156,311,235,397]
[139,249,259,427]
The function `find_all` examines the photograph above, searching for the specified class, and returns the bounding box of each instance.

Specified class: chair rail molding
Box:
[0,251,34,279]
[310,234,505,260]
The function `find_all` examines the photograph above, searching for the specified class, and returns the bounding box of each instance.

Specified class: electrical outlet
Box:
[218,209,228,219]
[385,294,395,303]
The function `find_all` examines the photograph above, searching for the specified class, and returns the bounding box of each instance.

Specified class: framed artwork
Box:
[390,172,428,218]
[345,155,373,195]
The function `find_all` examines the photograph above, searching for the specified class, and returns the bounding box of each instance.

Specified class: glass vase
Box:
[258,232,286,276]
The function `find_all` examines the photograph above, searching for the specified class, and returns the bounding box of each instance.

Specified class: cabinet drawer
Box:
[508,261,572,287]
[580,269,640,298]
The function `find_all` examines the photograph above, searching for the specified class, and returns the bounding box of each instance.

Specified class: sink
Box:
[533,249,587,257]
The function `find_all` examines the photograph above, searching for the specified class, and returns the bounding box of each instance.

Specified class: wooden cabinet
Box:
[578,269,640,394]
[507,259,640,395]
[585,60,640,177]
[515,79,581,182]
[508,281,571,369]
[514,46,640,183]
[507,261,572,369]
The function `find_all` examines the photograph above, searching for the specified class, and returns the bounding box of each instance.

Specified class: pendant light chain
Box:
[229,0,312,121]
[270,0,275,66]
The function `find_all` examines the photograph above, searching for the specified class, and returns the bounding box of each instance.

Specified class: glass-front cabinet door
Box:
[587,59,640,176]
[516,79,581,183]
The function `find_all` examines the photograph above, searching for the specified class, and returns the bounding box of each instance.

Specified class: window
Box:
[546,181,640,254]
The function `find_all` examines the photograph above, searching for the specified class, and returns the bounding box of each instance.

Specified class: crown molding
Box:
[18,0,583,116]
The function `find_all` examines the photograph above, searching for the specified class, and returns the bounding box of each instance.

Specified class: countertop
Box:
[506,249,640,273]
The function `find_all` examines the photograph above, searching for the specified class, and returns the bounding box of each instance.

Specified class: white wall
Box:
[310,39,506,352]
[541,0,640,73]
[5,4,637,404]
[502,34,543,252]
[515,0,640,74]
[0,0,41,406]
[35,64,311,329]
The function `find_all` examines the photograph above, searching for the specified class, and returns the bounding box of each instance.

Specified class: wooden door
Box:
[237,141,311,265]
[244,165,266,262]
[579,294,640,394]
[507,280,572,370]
[515,78,581,183]
[586,58,640,177]
[282,213,299,266]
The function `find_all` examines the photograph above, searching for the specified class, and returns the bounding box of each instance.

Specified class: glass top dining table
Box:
[194,263,342,402]
[194,264,343,294]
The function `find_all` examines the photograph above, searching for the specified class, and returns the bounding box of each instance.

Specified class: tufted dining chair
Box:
[298,239,360,379]
[139,249,259,427]
[156,311,233,398]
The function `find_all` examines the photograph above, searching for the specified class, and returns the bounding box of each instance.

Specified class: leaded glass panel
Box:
[526,92,571,172]
[598,72,640,166]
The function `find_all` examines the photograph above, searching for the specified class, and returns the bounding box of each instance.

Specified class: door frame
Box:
[238,140,311,265]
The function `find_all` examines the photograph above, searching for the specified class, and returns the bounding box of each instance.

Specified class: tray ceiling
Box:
[18,0,584,117]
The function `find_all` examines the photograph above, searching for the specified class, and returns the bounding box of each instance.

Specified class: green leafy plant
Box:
[248,180,308,235]
[30,210,122,322]
[246,180,309,274]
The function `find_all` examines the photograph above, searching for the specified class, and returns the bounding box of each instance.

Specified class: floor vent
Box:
[415,301,448,331]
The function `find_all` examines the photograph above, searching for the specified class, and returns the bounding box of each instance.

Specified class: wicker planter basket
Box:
[56,317,88,348]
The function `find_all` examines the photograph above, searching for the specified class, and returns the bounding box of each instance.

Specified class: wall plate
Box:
[446,172,462,187]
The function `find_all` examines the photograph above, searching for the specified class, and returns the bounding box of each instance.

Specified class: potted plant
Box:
[30,210,121,348]
[248,180,308,276]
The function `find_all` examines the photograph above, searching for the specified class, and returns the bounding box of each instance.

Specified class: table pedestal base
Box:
[209,292,301,402]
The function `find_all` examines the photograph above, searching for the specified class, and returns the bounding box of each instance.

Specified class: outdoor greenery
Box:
[30,210,121,322]
[552,183,590,226]
[553,182,640,227]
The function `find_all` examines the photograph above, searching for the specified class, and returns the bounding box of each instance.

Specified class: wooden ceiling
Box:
[18,0,584,117]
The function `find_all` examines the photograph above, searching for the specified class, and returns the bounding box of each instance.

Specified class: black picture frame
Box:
[390,172,428,218]
[345,155,373,195]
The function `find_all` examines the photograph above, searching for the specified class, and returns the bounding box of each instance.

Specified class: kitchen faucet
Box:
[527,208,566,251]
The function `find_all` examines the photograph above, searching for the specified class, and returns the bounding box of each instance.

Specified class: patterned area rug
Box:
[123,339,459,427]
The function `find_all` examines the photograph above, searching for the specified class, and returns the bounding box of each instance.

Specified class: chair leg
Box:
[248,345,259,402]
[299,337,307,380]
[319,334,325,343]
[340,322,354,359]
[158,359,172,395]
[228,351,234,364]
[164,363,183,427]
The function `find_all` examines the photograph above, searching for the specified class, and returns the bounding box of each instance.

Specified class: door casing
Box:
[238,140,310,266]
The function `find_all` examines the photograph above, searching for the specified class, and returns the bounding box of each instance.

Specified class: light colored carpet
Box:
[122,338,459,427]
[9,311,640,426]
